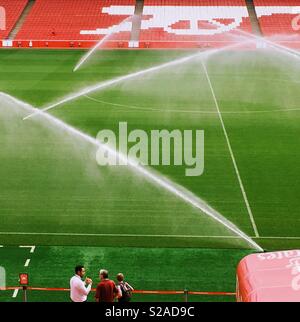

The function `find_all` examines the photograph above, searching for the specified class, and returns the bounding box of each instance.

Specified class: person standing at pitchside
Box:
[95,269,120,302]
[116,273,134,302]
[70,265,93,302]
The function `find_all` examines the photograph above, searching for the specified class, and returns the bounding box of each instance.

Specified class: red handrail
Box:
[0,286,235,296]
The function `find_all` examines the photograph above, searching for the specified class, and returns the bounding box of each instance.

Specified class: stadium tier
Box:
[1,0,300,48]
[0,0,28,39]
[139,0,253,48]
[253,0,300,37]
[15,0,136,42]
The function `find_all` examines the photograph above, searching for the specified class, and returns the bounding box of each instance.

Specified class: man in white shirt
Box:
[70,265,93,302]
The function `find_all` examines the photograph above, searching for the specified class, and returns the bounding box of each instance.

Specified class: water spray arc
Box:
[234,28,300,60]
[23,41,250,121]
[74,16,133,72]
[1,91,263,252]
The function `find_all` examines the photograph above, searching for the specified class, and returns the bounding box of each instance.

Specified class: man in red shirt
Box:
[95,269,120,302]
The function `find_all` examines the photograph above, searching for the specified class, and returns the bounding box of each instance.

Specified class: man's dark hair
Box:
[75,265,84,274]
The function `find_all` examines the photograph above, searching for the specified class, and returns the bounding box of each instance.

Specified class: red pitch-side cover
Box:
[236,250,300,302]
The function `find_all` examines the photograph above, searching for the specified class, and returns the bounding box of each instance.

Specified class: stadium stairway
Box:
[130,0,144,47]
[8,0,35,40]
[245,0,262,36]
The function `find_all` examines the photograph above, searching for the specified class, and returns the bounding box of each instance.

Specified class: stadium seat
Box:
[253,0,300,37]
[16,0,136,41]
[0,0,28,40]
[139,0,252,45]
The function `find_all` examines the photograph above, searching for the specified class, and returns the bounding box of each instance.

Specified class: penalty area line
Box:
[12,289,19,298]
[11,245,35,297]
[200,59,260,238]
[24,259,30,267]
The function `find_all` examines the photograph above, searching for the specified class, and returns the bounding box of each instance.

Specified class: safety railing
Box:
[0,286,236,302]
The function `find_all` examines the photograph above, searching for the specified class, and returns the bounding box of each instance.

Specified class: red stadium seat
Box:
[16,0,136,41]
[253,0,300,37]
[139,0,252,46]
[0,0,28,40]
[3,0,299,49]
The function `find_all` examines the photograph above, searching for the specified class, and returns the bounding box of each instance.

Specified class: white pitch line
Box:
[12,289,19,298]
[23,41,250,120]
[85,94,300,115]
[24,259,30,267]
[19,245,36,253]
[200,60,260,238]
[0,231,299,240]
[255,236,300,240]
[1,232,240,239]
[1,92,263,252]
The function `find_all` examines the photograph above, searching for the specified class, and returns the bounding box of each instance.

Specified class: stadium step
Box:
[129,0,144,47]
[8,0,35,40]
[245,0,262,36]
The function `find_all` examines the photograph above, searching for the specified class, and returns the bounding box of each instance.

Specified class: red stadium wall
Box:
[0,39,130,49]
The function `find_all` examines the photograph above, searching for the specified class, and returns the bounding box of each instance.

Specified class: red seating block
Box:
[16,0,136,41]
[0,0,28,39]
[253,0,300,37]
[140,0,252,44]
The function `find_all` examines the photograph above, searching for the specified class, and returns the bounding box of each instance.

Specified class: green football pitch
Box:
[0,49,300,301]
